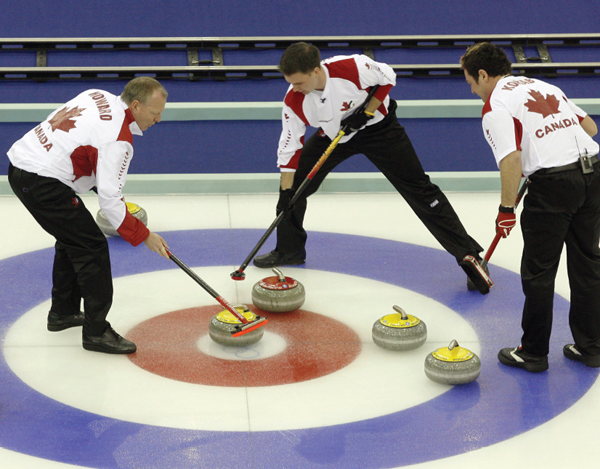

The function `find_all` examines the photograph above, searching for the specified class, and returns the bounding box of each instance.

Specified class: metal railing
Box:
[1,34,599,81]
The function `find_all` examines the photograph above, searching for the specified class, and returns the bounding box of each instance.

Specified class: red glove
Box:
[496,205,516,238]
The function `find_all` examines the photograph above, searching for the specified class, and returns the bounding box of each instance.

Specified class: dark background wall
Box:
[1,0,598,176]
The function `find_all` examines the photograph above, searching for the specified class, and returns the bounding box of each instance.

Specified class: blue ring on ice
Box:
[0,229,597,468]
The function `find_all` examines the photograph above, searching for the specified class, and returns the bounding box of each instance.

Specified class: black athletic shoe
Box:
[82,327,137,354]
[498,345,548,373]
[47,311,85,332]
[460,255,493,294]
[253,250,305,268]
[563,344,600,368]
[467,262,490,292]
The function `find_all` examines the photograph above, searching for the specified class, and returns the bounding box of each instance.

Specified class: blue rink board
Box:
[0,118,501,175]
[1,0,599,37]
[1,0,599,177]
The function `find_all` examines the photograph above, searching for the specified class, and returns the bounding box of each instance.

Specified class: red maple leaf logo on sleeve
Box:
[524,90,560,118]
[48,106,86,132]
[340,101,353,112]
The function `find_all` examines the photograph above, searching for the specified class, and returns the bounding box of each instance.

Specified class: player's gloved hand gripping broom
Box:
[231,85,380,281]
[482,178,530,268]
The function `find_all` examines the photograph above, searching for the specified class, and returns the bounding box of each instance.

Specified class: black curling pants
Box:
[520,165,600,357]
[8,164,112,336]
[275,100,483,263]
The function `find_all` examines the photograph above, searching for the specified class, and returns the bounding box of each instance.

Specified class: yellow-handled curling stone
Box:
[424,339,481,385]
[96,202,148,237]
[372,305,427,350]
[252,268,305,313]
[209,305,265,346]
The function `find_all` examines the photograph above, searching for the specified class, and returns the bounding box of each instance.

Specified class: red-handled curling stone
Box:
[372,305,427,351]
[252,268,305,313]
[208,304,265,346]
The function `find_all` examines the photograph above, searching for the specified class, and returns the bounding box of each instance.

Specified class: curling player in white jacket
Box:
[7,77,170,354]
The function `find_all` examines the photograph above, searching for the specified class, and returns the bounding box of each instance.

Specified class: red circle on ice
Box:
[126,305,362,387]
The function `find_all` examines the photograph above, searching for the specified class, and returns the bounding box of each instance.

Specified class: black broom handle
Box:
[231,85,381,278]
[167,249,249,324]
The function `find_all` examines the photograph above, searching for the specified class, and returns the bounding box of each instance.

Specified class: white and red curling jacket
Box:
[277,54,396,171]
[7,89,149,246]
[482,76,599,176]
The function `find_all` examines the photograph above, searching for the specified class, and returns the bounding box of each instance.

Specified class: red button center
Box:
[127,305,362,387]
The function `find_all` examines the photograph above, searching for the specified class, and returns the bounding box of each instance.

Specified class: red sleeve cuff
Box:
[373,84,393,103]
[116,212,150,247]
[279,148,302,170]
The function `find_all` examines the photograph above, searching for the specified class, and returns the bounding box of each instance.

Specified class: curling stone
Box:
[372,305,427,350]
[96,202,148,236]
[252,268,305,312]
[424,339,481,385]
[208,304,264,347]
